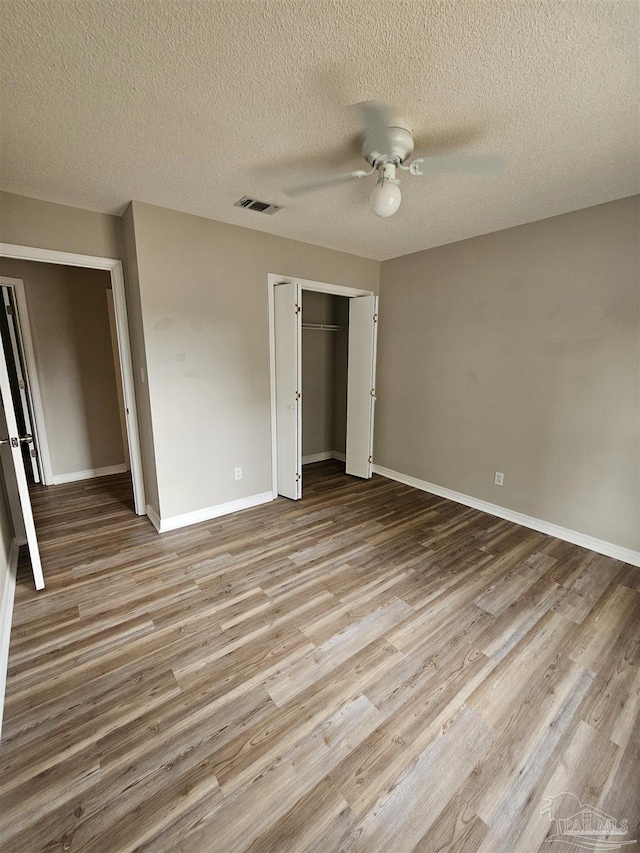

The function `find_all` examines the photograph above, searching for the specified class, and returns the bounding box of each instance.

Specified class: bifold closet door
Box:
[346,294,378,479]
[274,282,302,499]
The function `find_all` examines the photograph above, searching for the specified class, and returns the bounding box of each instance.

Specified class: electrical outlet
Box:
[494,472,504,486]
[234,467,242,481]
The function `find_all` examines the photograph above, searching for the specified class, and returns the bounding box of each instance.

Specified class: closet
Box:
[271,276,378,501]
[301,291,348,467]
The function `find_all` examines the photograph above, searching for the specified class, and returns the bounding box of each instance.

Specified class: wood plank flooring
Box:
[1,461,639,852]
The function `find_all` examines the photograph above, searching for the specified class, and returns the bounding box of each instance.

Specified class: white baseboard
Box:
[0,539,20,739]
[372,464,640,568]
[301,451,346,465]
[145,504,162,533]
[149,491,275,534]
[302,451,335,465]
[51,463,129,485]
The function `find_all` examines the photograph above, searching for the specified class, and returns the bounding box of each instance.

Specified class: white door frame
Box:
[0,243,146,515]
[267,273,375,497]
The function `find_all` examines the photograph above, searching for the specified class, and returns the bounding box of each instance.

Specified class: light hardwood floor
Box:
[1,461,639,852]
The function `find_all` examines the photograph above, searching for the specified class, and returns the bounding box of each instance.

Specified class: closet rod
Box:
[301,323,343,331]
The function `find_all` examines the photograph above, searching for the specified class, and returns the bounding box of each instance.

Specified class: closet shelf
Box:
[302,323,343,331]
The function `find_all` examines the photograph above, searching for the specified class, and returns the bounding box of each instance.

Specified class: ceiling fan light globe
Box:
[370,180,401,217]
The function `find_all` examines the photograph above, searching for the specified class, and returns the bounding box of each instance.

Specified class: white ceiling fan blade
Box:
[353,100,395,156]
[283,169,372,197]
[409,155,504,175]
[411,123,486,155]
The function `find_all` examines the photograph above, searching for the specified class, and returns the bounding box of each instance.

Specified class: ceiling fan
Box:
[284,101,502,218]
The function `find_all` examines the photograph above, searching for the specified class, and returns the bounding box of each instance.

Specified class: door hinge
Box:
[295,304,301,314]
[370,388,375,397]
[373,313,378,323]
[5,304,13,316]
[368,455,373,464]
[295,473,301,481]
[295,391,301,400]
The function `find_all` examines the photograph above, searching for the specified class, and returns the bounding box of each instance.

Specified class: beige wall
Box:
[375,196,640,551]
[0,191,121,259]
[129,200,379,519]
[0,259,125,478]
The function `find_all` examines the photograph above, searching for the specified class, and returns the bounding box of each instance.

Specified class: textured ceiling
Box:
[1,0,638,260]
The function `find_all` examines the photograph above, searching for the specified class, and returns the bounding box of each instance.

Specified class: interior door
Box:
[346,294,378,479]
[1,287,41,482]
[0,337,44,590]
[274,282,302,499]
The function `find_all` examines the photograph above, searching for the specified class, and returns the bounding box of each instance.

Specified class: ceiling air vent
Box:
[234,196,282,215]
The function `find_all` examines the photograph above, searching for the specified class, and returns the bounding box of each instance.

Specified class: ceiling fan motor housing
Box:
[362,122,414,166]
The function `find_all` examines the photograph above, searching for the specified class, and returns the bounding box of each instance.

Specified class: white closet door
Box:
[346,294,378,479]
[274,282,302,499]
[0,337,44,590]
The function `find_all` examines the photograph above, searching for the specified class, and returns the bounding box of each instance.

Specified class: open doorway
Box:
[301,291,349,473]
[0,244,146,590]
[269,275,378,500]
[0,264,129,488]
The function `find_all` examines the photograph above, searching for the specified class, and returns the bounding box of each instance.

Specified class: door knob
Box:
[20,434,33,444]
[0,438,8,445]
